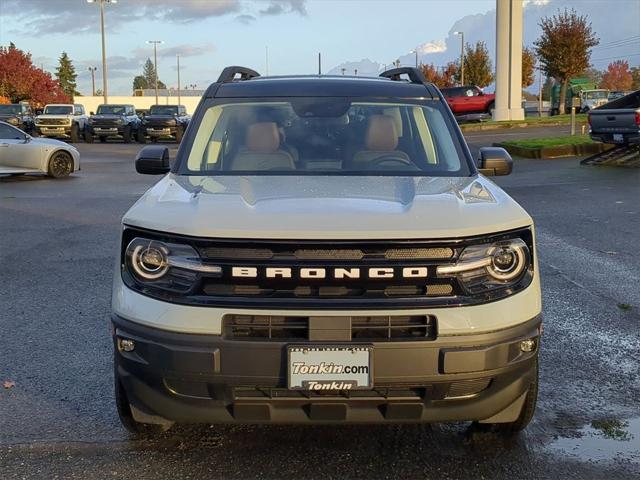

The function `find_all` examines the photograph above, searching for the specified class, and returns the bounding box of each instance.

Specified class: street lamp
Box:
[176,54,181,106]
[87,67,97,96]
[146,40,164,104]
[410,50,418,68]
[87,0,117,104]
[453,31,464,85]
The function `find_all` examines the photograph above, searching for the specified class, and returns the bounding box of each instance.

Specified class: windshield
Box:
[44,105,73,115]
[97,105,127,115]
[180,98,470,176]
[150,106,178,115]
[585,91,608,100]
[0,105,21,115]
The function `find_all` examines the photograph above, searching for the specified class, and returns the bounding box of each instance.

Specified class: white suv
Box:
[112,67,542,436]
[35,104,88,142]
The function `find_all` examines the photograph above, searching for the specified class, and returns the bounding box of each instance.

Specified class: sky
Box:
[1,0,639,96]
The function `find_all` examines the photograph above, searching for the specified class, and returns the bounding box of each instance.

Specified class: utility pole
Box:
[538,61,543,117]
[88,67,97,96]
[176,54,181,106]
[265,46,269,76]
[318,52,322,75]
[454,31,464,85]
[87,0,116,103]
[147,40,163,104]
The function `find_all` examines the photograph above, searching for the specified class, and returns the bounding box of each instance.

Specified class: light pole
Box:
[453,31,464,85]
[176,54,181,106]
[88,67,97,96]
[147,40,163,104]
[410,50,418,68]
[87,0,116,104]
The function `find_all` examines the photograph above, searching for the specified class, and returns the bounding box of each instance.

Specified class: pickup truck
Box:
[85,104,141,143]
[35,104,88,143]
[440,86,495,116]
[138,104,190,143]
[588,90,640,145]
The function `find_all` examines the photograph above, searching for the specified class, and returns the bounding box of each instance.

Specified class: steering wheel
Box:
[371,154,414,168]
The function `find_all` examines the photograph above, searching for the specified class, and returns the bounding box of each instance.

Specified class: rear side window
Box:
[181,98,470,176]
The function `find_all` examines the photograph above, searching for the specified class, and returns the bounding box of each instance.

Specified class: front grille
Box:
[40,118,69,126]
[93,119,121,126]
[223,314,436,341]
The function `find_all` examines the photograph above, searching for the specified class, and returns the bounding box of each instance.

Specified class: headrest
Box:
[365,115,398,151]
[246,122,280,153]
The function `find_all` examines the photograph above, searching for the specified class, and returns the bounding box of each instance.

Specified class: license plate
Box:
[44,127,64,132]
[288,345,372,390]
[613,134,624,143]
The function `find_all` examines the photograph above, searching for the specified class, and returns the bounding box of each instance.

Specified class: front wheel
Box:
[122,125,132,143]
[486,101,495,114]
[84,130,94,143]
[69,124,80,143]
[136,128,146,144]
[47,151,74,178]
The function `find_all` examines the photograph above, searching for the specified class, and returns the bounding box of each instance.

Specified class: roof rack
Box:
[217,66,260,83]
[379,67,428,85]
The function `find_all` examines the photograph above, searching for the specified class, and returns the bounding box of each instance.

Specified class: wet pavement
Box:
[1,140,639,479]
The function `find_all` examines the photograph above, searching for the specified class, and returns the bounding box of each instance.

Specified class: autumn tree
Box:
[55,51,79,99]
[0,43,70,105]
[456,41,493,87]
[522,47,536,88]
[600,60,633,90]
[534,8,599,114]
[419,62,457,89]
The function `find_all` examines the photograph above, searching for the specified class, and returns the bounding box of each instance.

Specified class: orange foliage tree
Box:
[600,60,633,91]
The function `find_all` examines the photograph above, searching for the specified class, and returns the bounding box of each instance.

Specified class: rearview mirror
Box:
[135,146,170,175]
[477,147,512,176]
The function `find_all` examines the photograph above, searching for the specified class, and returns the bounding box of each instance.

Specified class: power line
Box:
[593,35,640,49]
[591,52,640,62]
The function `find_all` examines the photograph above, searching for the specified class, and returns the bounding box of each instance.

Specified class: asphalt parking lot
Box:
[1,131,639,479]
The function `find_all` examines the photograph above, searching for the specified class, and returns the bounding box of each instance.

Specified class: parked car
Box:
[85,104,141,143]
[0,103,37,135]
[440,85,495,115]
[0,121,80,178]
[112,66,541,436]
[138,104,190,143]
[589,89,640,145]
[579,89,610,113]
[35,104,88,143]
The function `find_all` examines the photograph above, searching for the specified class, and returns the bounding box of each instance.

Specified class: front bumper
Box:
[37,125,72,136]
[113,313,541,424]
[590,132,640,145]
[143,125,177,137]
[88,125,126,135]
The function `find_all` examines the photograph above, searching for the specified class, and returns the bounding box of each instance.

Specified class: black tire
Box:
[47,151,74,178]
[486,101,495,114]
[175,126,183,143]
[114,356,167,436]
[84,130,94,143]
[136,128,146,144]
[99,136,107,143]
[478,360,538,434]
[69,124,80,143]
[122,125,132,143]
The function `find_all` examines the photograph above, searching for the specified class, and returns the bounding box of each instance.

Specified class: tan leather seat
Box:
[232,122,295,171]
[351,115,411,169]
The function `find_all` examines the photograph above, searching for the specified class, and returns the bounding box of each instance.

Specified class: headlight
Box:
[35,118,42,124]
[8,117,19,124]
[437,237,531,295]
[168,119,177,126]
[88,118,94,125]
[115,118,124,125]
[124,237,221,293]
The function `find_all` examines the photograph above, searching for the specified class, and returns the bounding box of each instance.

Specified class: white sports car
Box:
[0,121,80,178]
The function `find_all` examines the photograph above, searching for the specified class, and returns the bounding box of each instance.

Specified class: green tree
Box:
[534,8,599,114]
[55,51,79,99]
[142,58,166,90]
[132,75,148,91]
[522,47,536,88]
[456,41,493,87]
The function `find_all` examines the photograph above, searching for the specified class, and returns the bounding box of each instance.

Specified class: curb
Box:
[495,142,615,159]
[461,121,587,132]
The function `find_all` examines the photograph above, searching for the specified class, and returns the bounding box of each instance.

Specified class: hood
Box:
[123,175,532,240]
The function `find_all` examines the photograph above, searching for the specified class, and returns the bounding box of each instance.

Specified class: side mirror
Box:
[477,147,512,176]
[135,146,171,175]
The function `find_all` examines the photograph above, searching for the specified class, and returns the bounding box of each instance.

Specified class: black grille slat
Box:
[223,315,436,341]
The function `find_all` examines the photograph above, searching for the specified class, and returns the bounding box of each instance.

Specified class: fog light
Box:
[118,338,135,352]
[520,338,536,352]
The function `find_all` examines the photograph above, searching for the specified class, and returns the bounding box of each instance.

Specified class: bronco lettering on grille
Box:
[230,266,428,279]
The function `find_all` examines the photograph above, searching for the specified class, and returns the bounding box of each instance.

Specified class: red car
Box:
[440,86,495,115]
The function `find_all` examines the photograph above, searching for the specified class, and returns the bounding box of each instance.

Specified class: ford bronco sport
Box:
[112,67,542,435]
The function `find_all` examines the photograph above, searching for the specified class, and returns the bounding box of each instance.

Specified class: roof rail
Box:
[379,67,428,85]
[217,66,260,83]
